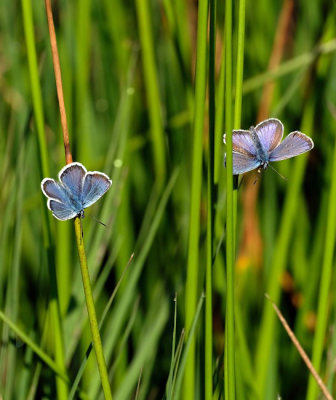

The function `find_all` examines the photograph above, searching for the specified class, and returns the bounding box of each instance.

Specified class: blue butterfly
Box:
[223,118,314,175]
[41,162,112,220]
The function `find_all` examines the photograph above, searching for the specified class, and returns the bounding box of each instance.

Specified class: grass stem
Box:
[224,0,235,397]
[184,0,209,398]
[74,218,113,400]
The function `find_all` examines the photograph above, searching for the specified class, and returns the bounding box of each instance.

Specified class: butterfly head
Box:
[77,210,85,219]
[257,161,269,173]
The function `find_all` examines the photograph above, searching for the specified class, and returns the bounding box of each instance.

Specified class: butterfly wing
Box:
[229,152,261,175]
[81,172,112,209]
[255,118,283,153]
[269,131,314,162]
[41,163,111,218]
[41,178,71,203]
[41,178,79,219]
[47,199,78,221]
[224,130,257,156]
[59,162,86,202]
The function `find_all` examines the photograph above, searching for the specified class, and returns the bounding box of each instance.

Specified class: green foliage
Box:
[1,0,336,399]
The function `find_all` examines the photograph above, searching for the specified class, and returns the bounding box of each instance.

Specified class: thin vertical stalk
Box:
[21,0,49,176]
[184,0,209,398]
[174,0,192,74]
[21,0,68,398]
[74,219,113,400]
[232,0,246,283]
[3,138,25,400]
[230,1,245,395]
[233,0,246,130]
[135,0,166,189]
[232,0,246,359]
[205,0,216,398]
[75,0,91,162]
[44,1,113,398]
[214,48,225,184]
[306,129,336,400]
[224,0,235,398]
[44,0,72,164]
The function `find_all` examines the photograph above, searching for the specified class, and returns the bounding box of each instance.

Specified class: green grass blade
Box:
[242,39,336,95]
[87,170,179,399]
[255,102,314,397]
[306,124,336,400]
[135,0,166,188]
[184,0,209,397]
[21,0,68,397]
[166,294,178,399]
[224,0,235,397]
[206,0,216,398]
[114,291,169,400]
[174,294,205,400]
[0,310,69,383]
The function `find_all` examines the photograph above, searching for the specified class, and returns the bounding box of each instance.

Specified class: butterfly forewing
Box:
[225,130,257,156]
[41,178,71,204]
[269,131,314,162]
[48,199,78,221]
[59,162,86,200]
[255,118,283,153]
[232,152,261,175]
[81,172,112,209]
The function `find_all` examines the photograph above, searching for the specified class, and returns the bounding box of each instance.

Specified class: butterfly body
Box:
[223,118,314,175]
[41,162,112,221]
[249,126,270,171]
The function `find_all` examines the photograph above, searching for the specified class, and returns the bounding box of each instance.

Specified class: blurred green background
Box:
[1,0,336,399]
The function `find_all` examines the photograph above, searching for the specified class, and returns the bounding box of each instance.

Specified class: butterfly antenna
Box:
[89,214,107,227]
[269,164,287,180]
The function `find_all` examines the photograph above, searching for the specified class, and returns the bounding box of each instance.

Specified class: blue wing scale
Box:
[82,172,112,209]
[47,199,78,221]
[231,152,261,175]
[255,118,283,153]
[269,131,314,162]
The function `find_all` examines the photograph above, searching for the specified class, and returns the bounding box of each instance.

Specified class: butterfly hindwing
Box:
[41,178,71,204]
[231,152,261,175]
[269,131,314,162]
[47,199,78,221]
[226,130,258,156]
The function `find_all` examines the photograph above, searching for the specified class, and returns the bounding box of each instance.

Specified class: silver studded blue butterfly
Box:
[41,162,112,220]
[223,118,314,175]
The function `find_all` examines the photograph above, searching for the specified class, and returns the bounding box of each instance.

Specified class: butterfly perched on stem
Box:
[41,162,112,221]
[223,118,314,175]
